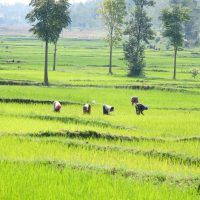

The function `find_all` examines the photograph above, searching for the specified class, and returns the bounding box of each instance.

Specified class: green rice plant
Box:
[0,136,200,180]
[0,161,198,200]
[0,101,199,137]
[0,36,200,198]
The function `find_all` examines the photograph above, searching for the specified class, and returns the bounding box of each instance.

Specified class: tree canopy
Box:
[99,0,126,74]
[161,5,190,79]
[26,0,59,43]
[26,0,71,85]
[123,0,155,76]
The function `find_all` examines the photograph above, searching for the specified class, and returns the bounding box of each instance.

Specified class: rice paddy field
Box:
[0,35,200,199]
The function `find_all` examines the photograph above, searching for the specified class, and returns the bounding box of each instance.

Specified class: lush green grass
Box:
[1,86,200,109]
[1,36,200,71]
[0,69,199,93]
[0,101,199,137]
[0,36,200,199]
[0,136,200,178]
[0,86,200,138]
[0,162,198,200]
[0,36,199,93]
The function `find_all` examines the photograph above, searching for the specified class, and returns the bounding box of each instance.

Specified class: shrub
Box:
[191,68,199,79]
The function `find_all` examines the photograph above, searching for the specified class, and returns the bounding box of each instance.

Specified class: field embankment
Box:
[0,36,200,199]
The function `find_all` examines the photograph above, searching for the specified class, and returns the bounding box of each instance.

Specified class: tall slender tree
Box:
[161,5,190,80]
[99,0,126,74]
[52,0,71,71]
[26,0,69,85]
[123,0,155,77]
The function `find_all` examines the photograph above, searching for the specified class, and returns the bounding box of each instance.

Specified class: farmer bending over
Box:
[135,103,148,115]
[53,101,61,112]
[83,104,91,114]
[103,105,114,115]
[131,96,148,115]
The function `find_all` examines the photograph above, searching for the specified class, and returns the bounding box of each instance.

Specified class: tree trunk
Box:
[109,33,113,75]
[173,46,177,80]
[44,40,49,85]
[53,42,57,71]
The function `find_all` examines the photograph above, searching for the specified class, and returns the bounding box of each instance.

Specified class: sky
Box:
[0,0,90,4]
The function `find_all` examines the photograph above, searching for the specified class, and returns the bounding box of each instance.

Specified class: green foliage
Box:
[26,0,71,84]
[123,38,146,76]
[26,0,58,43]
[123,0,155,77]
[52,0,71,44]
[161,5,190,48]
[161,5,190,79]
[191,68,199,79]
[99,0,126,45]
[52,0,71,71]
[99,0,126,74]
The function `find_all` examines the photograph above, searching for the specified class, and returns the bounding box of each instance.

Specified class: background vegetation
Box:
[0,35,199,199]
[0,0,200,199]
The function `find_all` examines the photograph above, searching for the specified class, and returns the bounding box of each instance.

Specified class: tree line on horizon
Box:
[1,0,200,46]
[26,0,198,85]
